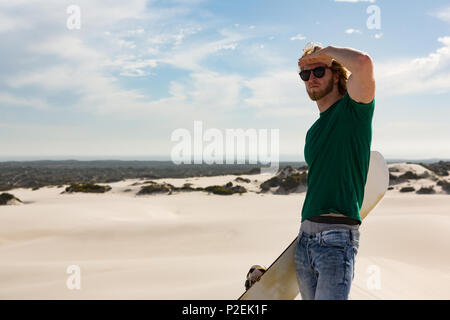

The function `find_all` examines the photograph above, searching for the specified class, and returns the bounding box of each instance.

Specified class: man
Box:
[294,42,376,300]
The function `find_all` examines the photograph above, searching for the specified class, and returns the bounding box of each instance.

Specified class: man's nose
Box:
[308,72,318,81]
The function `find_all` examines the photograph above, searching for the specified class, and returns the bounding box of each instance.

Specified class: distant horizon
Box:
[1,155,449,164]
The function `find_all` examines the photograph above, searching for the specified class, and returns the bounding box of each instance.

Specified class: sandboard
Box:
[238,150,389,300]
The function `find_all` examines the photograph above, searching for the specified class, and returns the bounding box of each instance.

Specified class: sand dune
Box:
[387,162,449,194]
[0,173,449,299]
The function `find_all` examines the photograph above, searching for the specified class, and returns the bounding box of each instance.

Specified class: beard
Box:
[307,76,334,101]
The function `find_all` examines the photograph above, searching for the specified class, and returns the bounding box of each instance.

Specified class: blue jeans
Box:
[294,228,360,300]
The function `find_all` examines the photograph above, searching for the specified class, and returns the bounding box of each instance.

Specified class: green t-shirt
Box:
[301,92,375,224]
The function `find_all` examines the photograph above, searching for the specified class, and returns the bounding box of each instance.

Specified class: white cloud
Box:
[375,37,450,96]
[0,0,294,126]
[345,28,362,34]
[5,33,154,114]
[128,28,145,35]
[74,0,150,29]
[433,6,450,23]
[147,47,160,55]
[189,71,243,109]
[214,43,237,50]
[0,0,225,118]
[28,36,104,62]
[103,55,158,77]
[0,0,151,30]
[243,70,315,117]
[290,34,306,41]
[0,92,49,110]
[373,121,450,159]
[157,28,249,71]
[115,39,137,49]
[146,27,201,46]
[0,12,29,32]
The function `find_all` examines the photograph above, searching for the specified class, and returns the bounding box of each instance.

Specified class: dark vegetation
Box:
[0,160,281,191]
[64,183,112,193]
[0,192,22,205]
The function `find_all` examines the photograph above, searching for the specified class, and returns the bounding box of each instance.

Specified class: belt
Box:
[307,215,360,225]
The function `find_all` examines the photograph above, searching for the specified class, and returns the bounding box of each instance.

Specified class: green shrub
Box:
[437,180,450,194]
[204,185,234,195]
[260,177,280,191]
[65,183,111,193]
[416,186,435,194]
[280,172,307,191]
[0,192,22,205]
[399,186,415,193]
[235,177,251,183]
[137,184,171,195]
[398,171,420,180]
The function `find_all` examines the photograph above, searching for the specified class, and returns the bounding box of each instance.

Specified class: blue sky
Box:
[1,0,450,161]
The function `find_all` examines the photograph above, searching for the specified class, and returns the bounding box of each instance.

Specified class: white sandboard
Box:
[238,151,389,300]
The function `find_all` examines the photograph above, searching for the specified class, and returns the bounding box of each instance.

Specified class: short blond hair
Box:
[301,42,350,96]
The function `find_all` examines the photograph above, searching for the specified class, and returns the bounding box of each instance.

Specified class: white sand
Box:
[0,170,449,299]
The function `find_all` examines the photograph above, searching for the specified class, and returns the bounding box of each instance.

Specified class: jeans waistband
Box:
[299,228,359,243]
[300,219,360,234]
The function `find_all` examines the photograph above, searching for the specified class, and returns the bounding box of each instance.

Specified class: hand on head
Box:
[298,49,333,68]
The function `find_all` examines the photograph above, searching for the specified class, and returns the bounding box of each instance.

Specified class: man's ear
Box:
[333,72,339,84]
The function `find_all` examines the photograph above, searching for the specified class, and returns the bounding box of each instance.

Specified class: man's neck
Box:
[316,91,344,114]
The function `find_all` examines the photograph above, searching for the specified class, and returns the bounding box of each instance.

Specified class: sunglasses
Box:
[299,66,330,81]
